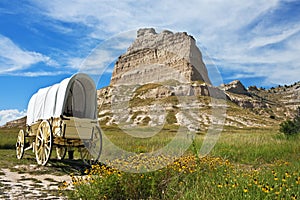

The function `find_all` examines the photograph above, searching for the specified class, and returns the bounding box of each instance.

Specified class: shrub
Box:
[279,107,300,137]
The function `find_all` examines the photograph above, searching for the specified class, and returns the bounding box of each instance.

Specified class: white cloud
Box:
[68,30,136,76]
[12,71,71,77]
[265,65,300,85]
[249,25,300,48]
[0,109,26,126]
[31,0,279,37]
[0,34,58,74]
[7,0,299,86]
[78,49,117,74]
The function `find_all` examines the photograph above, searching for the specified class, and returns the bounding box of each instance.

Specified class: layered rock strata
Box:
[110,28,211,85]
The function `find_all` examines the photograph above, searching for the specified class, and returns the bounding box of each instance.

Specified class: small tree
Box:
[280,107,300,137]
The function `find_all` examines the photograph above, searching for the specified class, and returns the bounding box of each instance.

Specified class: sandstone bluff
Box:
[97,28,283,131]
[110,28,211,86]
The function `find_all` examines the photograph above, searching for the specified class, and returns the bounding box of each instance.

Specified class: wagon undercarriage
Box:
[16,117,102,166]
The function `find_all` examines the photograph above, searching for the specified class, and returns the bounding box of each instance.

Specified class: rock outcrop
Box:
[97,29,280,131]
[221,80,248,95]
[220,80,267,109]
[110,28,211,86]
[226,93,269,109]
[1,116,26,128]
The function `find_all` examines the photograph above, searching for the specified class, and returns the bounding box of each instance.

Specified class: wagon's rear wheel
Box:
[56,147,67,160]
[35,120,52,166]
[80,126,102,165]
[16,129,25,159]
[79,147,93,165]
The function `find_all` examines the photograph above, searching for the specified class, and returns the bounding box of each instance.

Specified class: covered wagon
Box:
[16,73,102,165]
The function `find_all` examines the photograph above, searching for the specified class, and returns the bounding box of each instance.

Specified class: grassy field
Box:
[0,127,20,149]
[62,125,300,199]
[1,125,299,199]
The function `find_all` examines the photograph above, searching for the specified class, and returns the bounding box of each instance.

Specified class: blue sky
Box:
[0,0,300,125]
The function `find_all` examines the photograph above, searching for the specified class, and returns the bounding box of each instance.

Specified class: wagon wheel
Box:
[79,147,93,165]
[16,129,25,159]
[35,120,53,166]
[56,147,67,160]
[80,126,102,165]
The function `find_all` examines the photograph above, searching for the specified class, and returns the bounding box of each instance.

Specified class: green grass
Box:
[62,125,300,199]
[0,127,20,149]
[134,83,161,96]
[101,125,298,166]
[101,124,179,153]
[209,127,300,165]
[2,125,299,199]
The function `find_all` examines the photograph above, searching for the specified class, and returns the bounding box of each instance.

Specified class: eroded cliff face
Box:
[110,28,211,86]
[97,81,277,132]
[98,77,300,131]
[97,28,281,131]
[221,80,249,95]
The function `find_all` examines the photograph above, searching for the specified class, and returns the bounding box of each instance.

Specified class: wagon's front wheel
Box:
[35,120,52,166]
[16,129,25,159]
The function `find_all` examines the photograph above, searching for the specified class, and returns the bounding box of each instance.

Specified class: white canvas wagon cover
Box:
[26,73,97,125]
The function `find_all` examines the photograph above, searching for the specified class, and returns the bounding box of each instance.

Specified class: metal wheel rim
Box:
[35,120,52,166]
[16,129,25,159]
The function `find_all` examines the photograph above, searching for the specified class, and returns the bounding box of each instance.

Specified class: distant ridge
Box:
[1,116,26,128]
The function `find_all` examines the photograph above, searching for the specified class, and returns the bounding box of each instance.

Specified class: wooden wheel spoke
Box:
[35,120,52,166]
[37,135,43,141]
[42,151,46,162]
[44,149,49,158]
[37,146,42,152]
[45,144,51,152]
[90,148,97,156]
[16,130,25,160]
[42,124,46,132]
[38,149,43,160]
[39,129,43,137]
[80,126,102,165]
[82,149,88,158]
[92,135,100,142]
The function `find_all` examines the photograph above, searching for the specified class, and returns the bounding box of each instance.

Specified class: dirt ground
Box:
[0,166,71,199]
[0,150,87,200]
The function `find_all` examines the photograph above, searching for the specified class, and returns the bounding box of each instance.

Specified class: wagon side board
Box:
[62,117,98,140]
[27,121,41,137]
[26,117,99,147]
